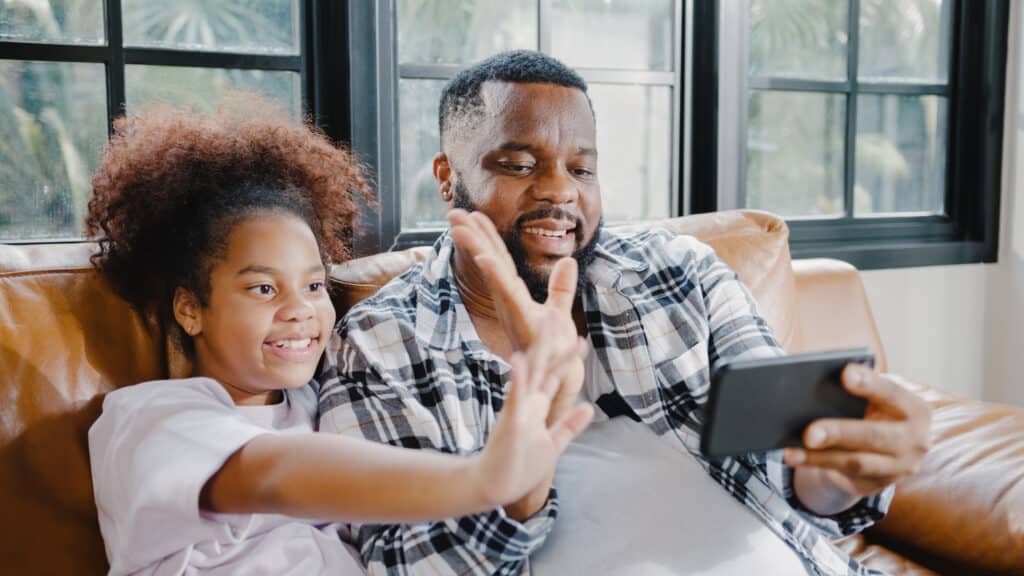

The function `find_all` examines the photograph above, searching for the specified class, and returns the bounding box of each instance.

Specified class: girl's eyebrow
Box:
[236,264,325,276]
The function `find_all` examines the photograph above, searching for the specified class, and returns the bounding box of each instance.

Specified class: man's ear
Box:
[173,287,203,337]
[434,152,454,203]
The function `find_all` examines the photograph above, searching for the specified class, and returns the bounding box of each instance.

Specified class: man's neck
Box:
[451,248,515,359]
[451,248,499,320]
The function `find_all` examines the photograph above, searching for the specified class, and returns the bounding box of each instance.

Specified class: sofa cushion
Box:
[867,377,1024,573]
[331,210,804,352]
[0,247,165,574]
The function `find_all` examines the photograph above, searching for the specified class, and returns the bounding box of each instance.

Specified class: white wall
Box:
[861,2,1023,404]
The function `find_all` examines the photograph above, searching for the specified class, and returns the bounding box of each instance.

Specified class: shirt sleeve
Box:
[89,378,272,574]
[694,243,892,536]
[317,329,558,575]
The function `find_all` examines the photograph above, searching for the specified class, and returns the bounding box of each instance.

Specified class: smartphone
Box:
[700,348,876,458]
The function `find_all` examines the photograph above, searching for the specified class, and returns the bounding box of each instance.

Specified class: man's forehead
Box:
[473,80,595,145]
[478,80,591,119]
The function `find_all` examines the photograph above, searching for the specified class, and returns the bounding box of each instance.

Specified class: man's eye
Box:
[501,163,533,173]
[573,168,595,177]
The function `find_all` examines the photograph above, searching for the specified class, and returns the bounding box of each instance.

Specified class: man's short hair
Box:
[439,50,590,150]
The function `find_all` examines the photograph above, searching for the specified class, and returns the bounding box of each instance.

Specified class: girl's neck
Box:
[191,360,283,406]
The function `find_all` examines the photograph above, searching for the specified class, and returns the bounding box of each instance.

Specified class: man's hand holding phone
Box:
[786,364,932,513]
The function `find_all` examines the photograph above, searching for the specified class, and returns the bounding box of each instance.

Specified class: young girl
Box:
[86,103,593,575]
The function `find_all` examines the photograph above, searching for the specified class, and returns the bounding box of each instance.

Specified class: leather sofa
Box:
[1,210,1021,575]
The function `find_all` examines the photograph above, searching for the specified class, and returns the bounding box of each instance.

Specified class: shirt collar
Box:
[414,232,488,354]
[414,227,652,351]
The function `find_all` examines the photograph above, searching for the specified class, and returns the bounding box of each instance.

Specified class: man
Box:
[317,50,930,575]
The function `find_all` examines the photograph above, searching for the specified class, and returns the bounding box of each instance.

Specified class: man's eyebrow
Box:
[495,142,598,157]
[496,141,536,152]
[236,264,325,276]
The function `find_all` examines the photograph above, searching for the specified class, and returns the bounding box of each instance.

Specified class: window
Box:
[2,0,1009,270]
[0,0,307,242]
[351,0,683,252]
[692,0,1010,269]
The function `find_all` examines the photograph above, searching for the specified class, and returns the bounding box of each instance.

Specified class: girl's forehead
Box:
[217,213,322,272]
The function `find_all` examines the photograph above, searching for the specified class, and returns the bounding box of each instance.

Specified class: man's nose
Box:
[531,165,579,204]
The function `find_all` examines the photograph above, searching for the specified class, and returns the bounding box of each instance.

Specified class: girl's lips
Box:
[263,336,321,362]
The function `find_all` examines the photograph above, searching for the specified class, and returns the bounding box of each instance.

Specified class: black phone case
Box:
[700,348,876,458]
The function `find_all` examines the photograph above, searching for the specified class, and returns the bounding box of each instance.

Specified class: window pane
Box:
[855,94,946,215]
[859,0,950,83]
[0,61,107,241]
[746,91,846,217]
[589,84,672,221]
[749,0,847,80]
[399,79,446,230]
[125,66,301,118]
[122,0,298,55]
[397,0,537,65]
[397,80,673,230]
[551,0,674,71]
[0,0,103,45]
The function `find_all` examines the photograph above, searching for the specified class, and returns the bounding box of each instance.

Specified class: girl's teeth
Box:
[273,338,312,349]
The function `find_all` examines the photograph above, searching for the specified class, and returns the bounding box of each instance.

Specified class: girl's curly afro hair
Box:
[86,97,374,342]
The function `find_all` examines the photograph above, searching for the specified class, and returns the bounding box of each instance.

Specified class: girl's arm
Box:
[201,307,592,523]
[202,431,491,522]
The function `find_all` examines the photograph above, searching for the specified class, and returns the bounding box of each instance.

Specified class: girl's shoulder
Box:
[101,376,233,415]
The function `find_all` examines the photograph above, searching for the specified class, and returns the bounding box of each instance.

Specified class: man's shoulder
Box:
[339,262,425,331]
[599,226,716,270]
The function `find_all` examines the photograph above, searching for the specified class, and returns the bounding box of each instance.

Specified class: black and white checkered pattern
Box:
[318,228,893,576]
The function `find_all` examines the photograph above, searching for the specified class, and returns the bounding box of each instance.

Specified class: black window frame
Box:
[690,0,1010,270]
[0,0,355,244]
[2,0,1009,269]
[343,0,687,255]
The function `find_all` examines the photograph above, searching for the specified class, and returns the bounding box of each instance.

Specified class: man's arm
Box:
[317,330,560,575]
[695,244,901,536]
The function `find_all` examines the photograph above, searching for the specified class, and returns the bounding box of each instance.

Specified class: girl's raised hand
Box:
[471,307,593,506]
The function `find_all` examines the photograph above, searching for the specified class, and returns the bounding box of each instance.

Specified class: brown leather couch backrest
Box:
[0,209,800,574]
[332,210,805,351]
[0,242,165,573]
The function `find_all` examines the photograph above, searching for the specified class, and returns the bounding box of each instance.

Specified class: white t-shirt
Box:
[530,348,810,576]
[89,377,364,576]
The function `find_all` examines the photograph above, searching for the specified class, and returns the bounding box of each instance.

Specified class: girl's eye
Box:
[309,282,324,292]
[249,284,275,296]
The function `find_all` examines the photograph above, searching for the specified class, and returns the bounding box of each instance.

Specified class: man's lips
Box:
[518,220,577,254]
[520,218,577,239]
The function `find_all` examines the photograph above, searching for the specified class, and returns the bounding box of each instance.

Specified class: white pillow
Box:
[529,417,810,576]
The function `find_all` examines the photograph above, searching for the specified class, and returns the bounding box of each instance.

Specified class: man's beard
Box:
[452,179,601,303]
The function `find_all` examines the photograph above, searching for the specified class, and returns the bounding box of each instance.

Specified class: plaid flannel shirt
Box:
[317,228,894,576]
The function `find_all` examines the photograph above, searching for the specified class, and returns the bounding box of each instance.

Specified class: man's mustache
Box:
[513,207,583,230]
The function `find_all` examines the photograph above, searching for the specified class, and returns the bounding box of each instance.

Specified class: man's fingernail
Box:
[807,427,826,447]
[847,368,865,389]
[787,449,805,464]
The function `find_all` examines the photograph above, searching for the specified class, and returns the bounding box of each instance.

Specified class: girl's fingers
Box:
[546,258,578,312]
[548,404,595,455]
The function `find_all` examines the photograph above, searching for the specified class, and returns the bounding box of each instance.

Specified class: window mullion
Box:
[538,0,552,53]
[842,0,860,220]
[104,0,126,136]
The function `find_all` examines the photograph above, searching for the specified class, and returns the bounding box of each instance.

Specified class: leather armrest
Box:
[791,258,887,372]
[868,377,1024,573]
